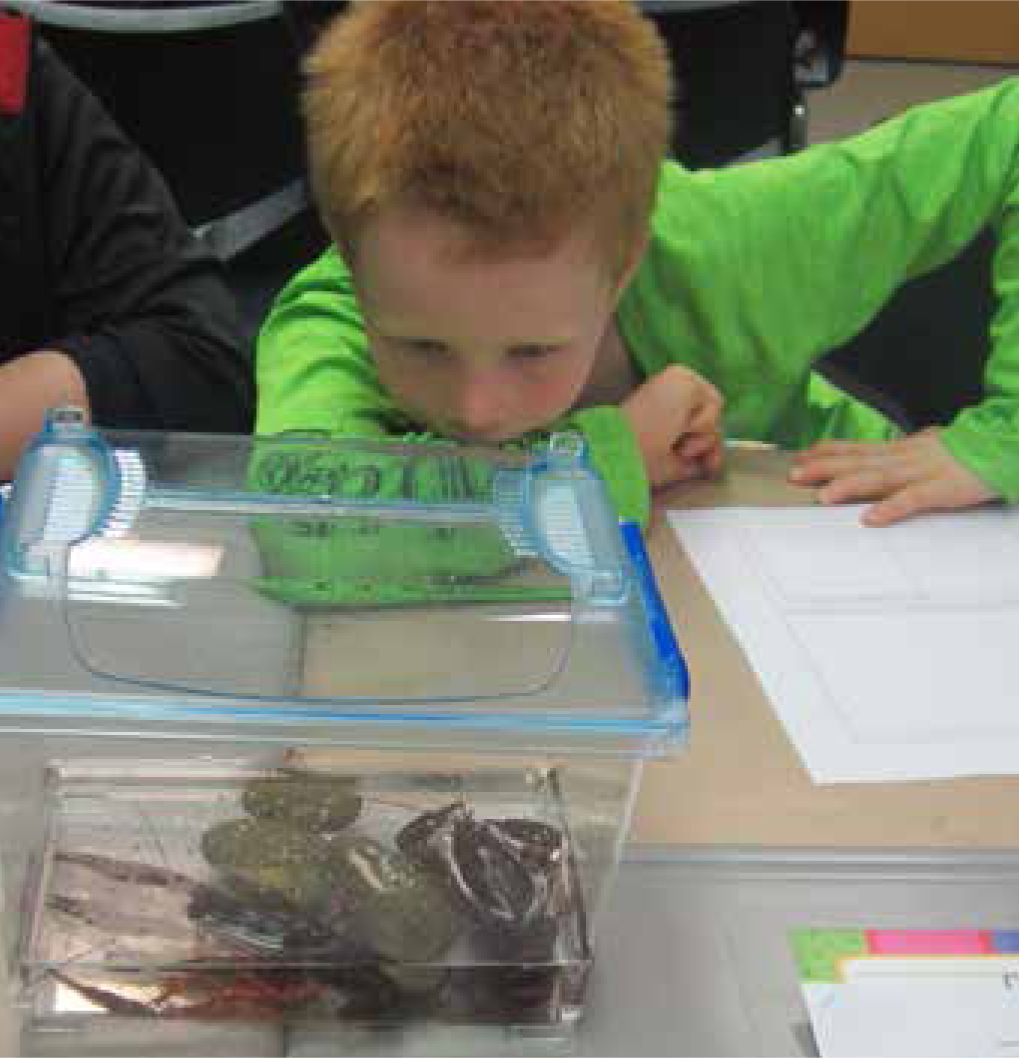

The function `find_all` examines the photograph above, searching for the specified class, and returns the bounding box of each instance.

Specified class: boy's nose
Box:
[449,374,505,441]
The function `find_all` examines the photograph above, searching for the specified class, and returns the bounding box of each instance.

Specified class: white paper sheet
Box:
[804,956,1019,1057]
[794,928,1019,1058]
[667,504,1019,782]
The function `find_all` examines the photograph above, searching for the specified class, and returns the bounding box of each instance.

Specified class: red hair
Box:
[304,1,671,275]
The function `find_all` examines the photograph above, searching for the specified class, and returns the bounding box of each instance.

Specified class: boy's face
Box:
[352,207,622,444]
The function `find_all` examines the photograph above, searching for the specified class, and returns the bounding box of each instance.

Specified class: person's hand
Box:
[621,365,724,488]
[789,427,998,526]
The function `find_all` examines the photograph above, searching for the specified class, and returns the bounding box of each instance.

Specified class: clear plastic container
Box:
[0,409,687,1051]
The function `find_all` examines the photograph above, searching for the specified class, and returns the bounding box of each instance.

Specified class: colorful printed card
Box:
[793,929,1019,1057]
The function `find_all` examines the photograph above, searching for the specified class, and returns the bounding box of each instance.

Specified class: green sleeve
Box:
[671,79,1019,498]
[255,248,408,437]
[557,406,650,526]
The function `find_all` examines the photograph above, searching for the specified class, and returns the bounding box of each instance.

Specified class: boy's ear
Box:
[612,233,650,300]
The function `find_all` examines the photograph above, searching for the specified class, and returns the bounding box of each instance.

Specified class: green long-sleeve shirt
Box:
[257,79,1019,526]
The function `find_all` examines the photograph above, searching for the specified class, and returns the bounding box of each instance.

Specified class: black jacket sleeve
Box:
[31,39,254,432]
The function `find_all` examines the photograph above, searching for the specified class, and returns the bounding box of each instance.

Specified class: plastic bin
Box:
[0,409,688,1052]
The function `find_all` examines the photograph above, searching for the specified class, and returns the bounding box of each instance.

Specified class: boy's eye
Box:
[509,344,560,361]
[400,339,448,357]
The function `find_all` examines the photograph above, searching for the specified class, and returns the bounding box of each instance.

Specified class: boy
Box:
[257,1,1014,528]
[1,14,252,480]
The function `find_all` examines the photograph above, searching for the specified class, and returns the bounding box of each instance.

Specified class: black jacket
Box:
[0,13,254,432]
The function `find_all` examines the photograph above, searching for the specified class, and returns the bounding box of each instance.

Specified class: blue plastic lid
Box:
[0,409,688,753]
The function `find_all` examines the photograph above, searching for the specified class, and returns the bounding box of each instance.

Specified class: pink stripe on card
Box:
[865,929,991,955]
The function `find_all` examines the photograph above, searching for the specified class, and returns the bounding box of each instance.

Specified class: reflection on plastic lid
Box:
[68,539,223,582]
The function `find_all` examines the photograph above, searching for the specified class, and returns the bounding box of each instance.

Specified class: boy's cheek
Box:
[377,370,451,431]
[373,353,423,402]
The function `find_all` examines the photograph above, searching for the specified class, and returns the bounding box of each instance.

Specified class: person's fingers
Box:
[703,434,725,477]
[687,388,723,434]
[678,431,715,460]
[815,466,904,505]
[792,440,875,465]
[788,429,997,524]
[789,455,859,485]
[677,429,725,478]
[862,481,951,526]
[790,447,911,488]
[649,443,711,487]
